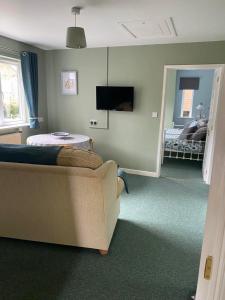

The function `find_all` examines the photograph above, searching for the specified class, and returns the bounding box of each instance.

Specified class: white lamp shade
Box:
[66,27,87,48]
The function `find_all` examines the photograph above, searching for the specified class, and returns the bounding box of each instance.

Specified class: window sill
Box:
[0,123,29,130]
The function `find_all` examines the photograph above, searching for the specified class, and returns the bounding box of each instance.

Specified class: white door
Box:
[196,66,225,300]
[202,68,222,184]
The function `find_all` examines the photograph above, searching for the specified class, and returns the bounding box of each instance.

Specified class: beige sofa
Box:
[0,160,124,255]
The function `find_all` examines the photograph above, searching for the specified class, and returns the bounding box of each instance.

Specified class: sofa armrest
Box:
[97,161,118,206]
[117,177,125,198]
[94,160,117,178]
[96,160,120,250]
[97,160,124,198]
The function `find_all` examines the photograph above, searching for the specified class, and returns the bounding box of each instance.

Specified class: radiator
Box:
[0,132,22,144]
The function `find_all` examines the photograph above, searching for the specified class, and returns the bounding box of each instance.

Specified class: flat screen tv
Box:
[96,86,134,111]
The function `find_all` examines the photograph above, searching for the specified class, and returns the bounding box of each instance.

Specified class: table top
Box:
[27,133,91,147]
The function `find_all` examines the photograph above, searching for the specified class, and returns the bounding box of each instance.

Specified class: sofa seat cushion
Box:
[57,147,103,169]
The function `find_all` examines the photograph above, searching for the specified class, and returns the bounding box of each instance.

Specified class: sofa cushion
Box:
[0,144,62,165]
[57,147,103,169]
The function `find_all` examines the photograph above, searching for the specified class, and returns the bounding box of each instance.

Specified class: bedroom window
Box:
[0,56,28,128]
[181,89,194,118]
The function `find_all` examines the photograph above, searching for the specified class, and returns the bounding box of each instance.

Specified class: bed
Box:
[163,127,206,161]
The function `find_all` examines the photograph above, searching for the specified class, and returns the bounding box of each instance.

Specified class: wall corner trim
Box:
[121,168,159,177]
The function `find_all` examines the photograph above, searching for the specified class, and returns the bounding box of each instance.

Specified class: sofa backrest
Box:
[0,160,118,249]
[0,160,115,178]
[0,144,103,169]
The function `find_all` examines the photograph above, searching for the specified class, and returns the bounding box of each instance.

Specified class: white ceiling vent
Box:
[119,17,177,39]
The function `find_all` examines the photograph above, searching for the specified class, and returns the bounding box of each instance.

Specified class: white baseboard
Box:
[121,168,159,178]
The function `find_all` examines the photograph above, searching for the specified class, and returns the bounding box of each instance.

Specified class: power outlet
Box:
[89,119,98,127]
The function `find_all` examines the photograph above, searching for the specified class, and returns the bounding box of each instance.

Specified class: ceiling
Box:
[0,0,225,50]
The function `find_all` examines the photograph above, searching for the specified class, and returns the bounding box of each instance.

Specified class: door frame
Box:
[156,64,224,178]
[196,65,225,300]
[202,68,222,184]
[157,64,225,300]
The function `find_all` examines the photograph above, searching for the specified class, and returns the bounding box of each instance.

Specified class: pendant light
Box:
[66,6,87,49]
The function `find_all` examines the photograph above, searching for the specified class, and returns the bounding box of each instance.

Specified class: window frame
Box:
[180,89,194,118]
[0,55,28,128]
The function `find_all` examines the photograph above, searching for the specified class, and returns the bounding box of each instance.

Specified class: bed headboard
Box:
[0,132,22,144]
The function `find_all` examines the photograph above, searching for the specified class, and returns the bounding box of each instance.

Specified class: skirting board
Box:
[121,168,159,178]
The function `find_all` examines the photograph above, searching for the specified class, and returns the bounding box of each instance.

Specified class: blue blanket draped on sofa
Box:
[0,144,62,165]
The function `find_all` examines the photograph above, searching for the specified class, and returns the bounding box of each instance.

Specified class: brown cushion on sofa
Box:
[192,126,207,141]
[57,147,103,169]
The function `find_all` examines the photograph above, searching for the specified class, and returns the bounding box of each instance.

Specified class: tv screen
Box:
[96,86,134,111]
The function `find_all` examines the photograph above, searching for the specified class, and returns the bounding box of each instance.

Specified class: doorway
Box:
[157,65,223,185]
[157,64,225,299]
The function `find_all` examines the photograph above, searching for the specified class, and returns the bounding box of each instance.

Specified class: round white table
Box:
[27,134,92,149]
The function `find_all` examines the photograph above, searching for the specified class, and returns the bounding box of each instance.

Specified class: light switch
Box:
[152,112,158,118]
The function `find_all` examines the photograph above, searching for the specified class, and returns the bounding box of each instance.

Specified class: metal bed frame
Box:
[163,130,205,161]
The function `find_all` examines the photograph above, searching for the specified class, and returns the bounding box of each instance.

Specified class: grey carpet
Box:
[0,159,208,300]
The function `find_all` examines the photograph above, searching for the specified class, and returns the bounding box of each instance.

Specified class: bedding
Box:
[192,127,207,141]
[164,128,205,155]
[179,125,198,140]
[164,119,208,160]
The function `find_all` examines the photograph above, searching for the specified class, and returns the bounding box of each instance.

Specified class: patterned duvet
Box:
[164,128,205,154]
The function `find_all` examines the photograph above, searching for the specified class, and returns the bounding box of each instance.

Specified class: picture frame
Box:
[61,71,78,95]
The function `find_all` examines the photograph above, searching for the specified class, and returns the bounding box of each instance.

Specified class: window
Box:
[0,56,28,127]
[181,89,194,118]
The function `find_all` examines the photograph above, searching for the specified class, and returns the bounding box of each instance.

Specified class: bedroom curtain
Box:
[179,77,200,90]
[20,51,39,129]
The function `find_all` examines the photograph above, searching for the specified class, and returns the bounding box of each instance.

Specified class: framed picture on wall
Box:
[61,71,78,95]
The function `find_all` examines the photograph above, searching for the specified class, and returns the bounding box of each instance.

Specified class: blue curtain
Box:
[20,51,39,129]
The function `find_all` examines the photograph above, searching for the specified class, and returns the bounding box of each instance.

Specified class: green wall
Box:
[46,41,225,172]
[164,70,177,128]
[0,35,48,142]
